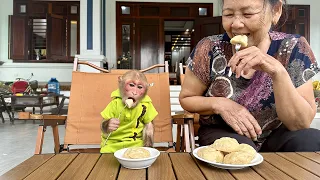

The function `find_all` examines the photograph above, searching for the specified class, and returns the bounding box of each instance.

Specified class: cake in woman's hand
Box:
[230,35,248,47]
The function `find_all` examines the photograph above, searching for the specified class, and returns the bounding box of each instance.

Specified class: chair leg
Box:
[52,125,60,153]
[35,125,45,154]
[54,96,67,115]
[181,125,185,151]
[188,119,196,151]
[0,112,4,123]
[183,124,191,152]
[5,108,13,122]
[176,124,182,152]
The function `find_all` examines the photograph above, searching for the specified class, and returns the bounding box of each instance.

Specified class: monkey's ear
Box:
[118,76,123,83]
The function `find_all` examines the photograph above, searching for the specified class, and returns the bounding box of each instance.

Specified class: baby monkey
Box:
[100,70,158,153]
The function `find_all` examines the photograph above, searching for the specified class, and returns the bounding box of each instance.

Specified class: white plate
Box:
[193,146,264,170]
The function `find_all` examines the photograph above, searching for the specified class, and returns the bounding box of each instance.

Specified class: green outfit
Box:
[100,89,158,153]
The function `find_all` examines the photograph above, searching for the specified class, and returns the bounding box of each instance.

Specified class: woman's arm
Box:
[228,38,317,131]
[179,68,221,115]
[272,68,316,130]
[179,68,262,139]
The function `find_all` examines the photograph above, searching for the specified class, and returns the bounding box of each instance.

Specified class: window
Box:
[199,8,207,16]
[121,6,130,15]
[31,18,47,60]
[9,1,80,62]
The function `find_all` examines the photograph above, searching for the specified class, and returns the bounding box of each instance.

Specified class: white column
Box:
[77,0,106,72]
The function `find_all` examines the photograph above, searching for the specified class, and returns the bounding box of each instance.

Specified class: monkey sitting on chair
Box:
[100,70,158,153]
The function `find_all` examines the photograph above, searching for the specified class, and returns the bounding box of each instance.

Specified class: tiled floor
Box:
[0,113,65,176]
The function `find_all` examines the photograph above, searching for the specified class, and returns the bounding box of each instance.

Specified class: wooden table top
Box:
[1,152,320,180]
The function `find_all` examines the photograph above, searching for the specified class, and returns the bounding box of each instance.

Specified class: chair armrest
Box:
[171,111,200,123]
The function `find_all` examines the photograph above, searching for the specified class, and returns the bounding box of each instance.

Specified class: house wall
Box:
[0,0,73,83]
[0,0,319,82]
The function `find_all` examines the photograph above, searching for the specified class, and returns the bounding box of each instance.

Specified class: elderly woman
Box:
[179,0,320,151]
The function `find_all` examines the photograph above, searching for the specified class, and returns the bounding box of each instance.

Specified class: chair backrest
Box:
[170,63,187,115]
[64,58,172,146]
[179,63,186,84]
[170,85,184,115]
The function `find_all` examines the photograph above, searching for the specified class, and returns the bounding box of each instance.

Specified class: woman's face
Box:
[222,0,278,48]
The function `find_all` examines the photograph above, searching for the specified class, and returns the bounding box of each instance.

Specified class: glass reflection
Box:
[70,20,77,56]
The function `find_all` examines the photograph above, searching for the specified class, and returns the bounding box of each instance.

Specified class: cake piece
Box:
[230,35,248,47]
[125,99,134,108]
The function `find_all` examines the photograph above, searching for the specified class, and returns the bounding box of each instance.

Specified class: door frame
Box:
[116,2,213,69]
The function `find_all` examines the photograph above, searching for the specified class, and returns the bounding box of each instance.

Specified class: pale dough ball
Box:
[230,35,248,47]
[197,147,224,163]
[125,99,134,108]
[210,137,240,153]
[123,147,151,159]
[236,144,257,157]
[223,151,255,165]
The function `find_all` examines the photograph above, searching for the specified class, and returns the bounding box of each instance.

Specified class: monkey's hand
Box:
[143,122,154,147]
[101,118,120,134]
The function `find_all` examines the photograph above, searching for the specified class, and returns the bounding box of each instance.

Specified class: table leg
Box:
[11,107,15,125]
[188,119,196,151]
[32,107,35,123]
[5,106,13,123]
[0,112,4,123]
[52,125,60,153]
[35,125,45,154]
[183,124,191,152]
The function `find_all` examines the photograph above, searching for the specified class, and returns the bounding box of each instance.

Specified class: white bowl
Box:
[114,147,160,169]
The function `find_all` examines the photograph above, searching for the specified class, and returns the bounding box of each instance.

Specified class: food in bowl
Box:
[123,147,151,159]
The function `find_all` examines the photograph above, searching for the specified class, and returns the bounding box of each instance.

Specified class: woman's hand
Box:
[217,98,262,140]
[228,46,283,78]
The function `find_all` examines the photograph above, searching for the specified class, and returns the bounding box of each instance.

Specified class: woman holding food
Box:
[179,0,320,151]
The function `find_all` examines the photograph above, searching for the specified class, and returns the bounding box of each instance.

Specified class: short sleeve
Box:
[142,102,158,124]
[100,100,117,120]
[287,36,318,87]
[186,37,213,86]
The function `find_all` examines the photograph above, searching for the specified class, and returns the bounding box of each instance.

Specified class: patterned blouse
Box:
[187,31,318,148]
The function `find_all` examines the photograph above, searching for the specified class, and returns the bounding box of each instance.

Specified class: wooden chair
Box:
[58,58,175,153]
[28,58,197,154]
[0,93,12,123]
[172,63,200,152]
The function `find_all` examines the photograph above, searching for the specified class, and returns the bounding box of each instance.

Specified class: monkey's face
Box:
[121,79,147,108]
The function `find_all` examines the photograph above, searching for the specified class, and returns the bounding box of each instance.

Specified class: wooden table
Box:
[1,152,320,180]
